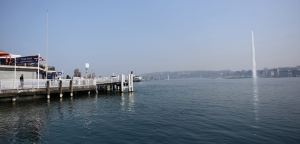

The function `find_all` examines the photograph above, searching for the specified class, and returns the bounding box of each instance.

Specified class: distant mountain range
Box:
[141,65,300,80]
[141,70,244,80]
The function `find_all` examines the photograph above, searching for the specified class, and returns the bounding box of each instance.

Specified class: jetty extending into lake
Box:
[0,74,134,102]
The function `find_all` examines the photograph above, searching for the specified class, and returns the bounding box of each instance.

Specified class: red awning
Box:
[0,51,9,56]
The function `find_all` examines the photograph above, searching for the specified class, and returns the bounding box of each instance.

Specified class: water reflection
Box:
[94,94,98,103]
[0,102,45,143]
[0,92,136,143]
[58,98,64,120]
[121,92,135,113]
[253,78,259,128]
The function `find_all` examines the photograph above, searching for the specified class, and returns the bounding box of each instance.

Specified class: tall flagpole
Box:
[251,31,257,79]
[38,54,40,88]
[46,10,48,80]
[14,56,16,89]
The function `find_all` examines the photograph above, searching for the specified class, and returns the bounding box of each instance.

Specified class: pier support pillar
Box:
[59,80,63,97]
[88,91,90,95]
[69,80,73,97]
[47,81,50,99]
[106,85,110,91]
[95,86,98,94]
[128,74,134,92]
[120,74,125,93]
[110,85,113,91]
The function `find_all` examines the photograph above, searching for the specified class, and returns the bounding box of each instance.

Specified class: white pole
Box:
[251,31,257,79]
[38,54,40,88]
[46,10,48,80]
[14,57,16,89]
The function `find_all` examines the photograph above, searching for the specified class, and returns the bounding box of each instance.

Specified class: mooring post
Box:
[120,74,125,93]
[47,81,50,99]
[59,80,63,97]
[69,80,73,96]
[128,74,134,92]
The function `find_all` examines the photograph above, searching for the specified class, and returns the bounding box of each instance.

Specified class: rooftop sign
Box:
[16,55,39,64]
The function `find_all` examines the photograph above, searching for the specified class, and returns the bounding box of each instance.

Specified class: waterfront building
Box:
[0,51,56,79]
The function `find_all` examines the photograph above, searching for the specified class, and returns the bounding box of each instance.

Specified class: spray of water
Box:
[251,31,257,79]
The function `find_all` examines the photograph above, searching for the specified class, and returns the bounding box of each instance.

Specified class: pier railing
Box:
[0,79,96,90]
[0,75,131,91]
[96,77,119,84]
[95,75,132,83]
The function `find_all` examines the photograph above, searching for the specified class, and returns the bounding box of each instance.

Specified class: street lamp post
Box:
[85,63,89,79]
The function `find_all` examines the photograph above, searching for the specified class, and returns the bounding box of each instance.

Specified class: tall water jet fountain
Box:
[251,31,257,78]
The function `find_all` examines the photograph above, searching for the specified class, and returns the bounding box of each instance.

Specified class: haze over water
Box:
[1,1,299,75]
[1,78,299,143]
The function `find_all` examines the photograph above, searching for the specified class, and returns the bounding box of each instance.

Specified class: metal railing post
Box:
[17,79,18,90]
[32,79,34,89]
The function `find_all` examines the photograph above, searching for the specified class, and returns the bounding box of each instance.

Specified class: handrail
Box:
[0,79,96,90]
[0,74,132,91]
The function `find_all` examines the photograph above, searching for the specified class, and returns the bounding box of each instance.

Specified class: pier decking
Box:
[0,74,134,101]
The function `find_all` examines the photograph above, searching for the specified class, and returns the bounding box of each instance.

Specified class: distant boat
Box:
[133,76,142,82]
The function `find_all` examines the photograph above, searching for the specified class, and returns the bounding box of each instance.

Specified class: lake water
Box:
[0,78,299,143]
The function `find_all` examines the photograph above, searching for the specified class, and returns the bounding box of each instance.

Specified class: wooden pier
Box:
[0,74,134,102]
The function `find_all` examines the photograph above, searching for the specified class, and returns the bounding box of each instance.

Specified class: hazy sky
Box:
[1,0,299,76]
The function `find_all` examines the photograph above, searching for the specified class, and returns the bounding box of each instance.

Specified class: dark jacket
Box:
[20,76,24,82]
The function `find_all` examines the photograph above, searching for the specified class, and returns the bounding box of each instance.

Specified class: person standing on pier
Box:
[19,74,24,89]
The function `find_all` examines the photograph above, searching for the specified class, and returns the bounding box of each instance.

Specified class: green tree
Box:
[74,69,81,77]
[66,75,71,79]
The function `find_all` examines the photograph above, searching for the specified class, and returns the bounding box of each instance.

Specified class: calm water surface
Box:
[0,78,299,143]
